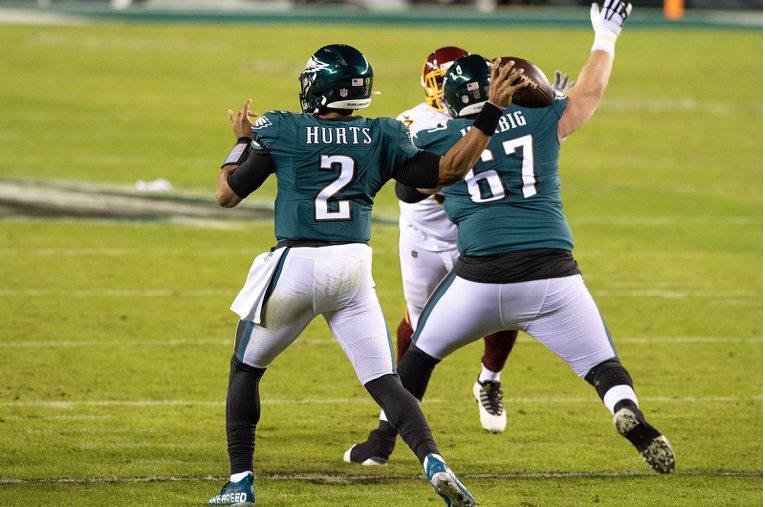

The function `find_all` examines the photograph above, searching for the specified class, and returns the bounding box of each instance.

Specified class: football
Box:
[497,56,555,108]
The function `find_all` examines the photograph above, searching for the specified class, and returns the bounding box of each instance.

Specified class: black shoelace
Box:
[480,382,504,415]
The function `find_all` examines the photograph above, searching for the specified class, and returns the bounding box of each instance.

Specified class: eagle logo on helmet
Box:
[298,44,375,115]
[304,55,331,73]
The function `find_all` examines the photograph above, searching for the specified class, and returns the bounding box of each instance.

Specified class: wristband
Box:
[221,137,252,168]
[472,102,504,136]
[591,29,618,57]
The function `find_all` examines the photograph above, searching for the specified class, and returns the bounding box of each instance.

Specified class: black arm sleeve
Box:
[226,150,276,199]
[395,182,431,204]
[392,150,441,188]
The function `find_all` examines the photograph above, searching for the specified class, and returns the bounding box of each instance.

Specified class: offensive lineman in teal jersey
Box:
[417,84,573,257]
[207,44,529,507]
[347,2,676,477]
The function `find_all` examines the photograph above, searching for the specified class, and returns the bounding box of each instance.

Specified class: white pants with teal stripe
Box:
[413,274,617,377]
[235,243,396,385]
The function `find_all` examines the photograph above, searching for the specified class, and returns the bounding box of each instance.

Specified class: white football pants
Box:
[237,244,395,384]
[398,219,459,330]
[413,273,617,377]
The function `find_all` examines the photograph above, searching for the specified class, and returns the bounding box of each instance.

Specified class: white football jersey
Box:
[396,102,457,246]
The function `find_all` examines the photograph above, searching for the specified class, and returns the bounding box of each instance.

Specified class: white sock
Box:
[379,408,387,422]
[230,471,252,483]
[603,385,639,415]
[478,363,501,383]
[423,453,445,469]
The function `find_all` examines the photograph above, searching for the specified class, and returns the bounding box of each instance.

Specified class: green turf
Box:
[0,16,761,507]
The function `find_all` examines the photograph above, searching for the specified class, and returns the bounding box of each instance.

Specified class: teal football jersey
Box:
[251,111,419,243]
[413,95,572,256]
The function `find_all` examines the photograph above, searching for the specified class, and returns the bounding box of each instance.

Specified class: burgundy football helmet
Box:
[421,46,469,112]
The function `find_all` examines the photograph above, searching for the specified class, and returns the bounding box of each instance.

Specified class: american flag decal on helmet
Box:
[352,78,364,86]
[466,82,479,91]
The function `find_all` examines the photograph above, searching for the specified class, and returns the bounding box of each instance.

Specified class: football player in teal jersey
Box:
[347,1,676,476]
[207,44,529,506]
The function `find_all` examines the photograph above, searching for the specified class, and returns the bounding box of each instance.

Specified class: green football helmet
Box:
[299,44,374,115]
[442,54,492,119]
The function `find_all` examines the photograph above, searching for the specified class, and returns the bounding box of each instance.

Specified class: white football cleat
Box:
[473,379,507,433]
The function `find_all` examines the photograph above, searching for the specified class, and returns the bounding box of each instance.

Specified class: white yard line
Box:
[1,395,760,409]
[0,470,761,485]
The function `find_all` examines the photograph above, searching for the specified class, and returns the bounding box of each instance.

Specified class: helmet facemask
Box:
[421,46,469,113]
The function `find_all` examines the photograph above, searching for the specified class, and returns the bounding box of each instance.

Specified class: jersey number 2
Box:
[466,134,537,203]
[315,154,356,221]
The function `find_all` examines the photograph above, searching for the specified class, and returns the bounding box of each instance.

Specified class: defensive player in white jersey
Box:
[395,47,519,437]
[343,48,515,470]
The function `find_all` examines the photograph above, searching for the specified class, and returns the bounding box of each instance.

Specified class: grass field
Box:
[0,11,762,507]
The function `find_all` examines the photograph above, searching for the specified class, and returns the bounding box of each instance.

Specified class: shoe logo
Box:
[213,492,248,504]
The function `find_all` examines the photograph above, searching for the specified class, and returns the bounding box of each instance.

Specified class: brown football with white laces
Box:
[496,56,555,108]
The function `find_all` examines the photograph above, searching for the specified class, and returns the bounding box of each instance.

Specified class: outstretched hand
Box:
[228,99,259,139]
[487,58,529,109]
[552,70,576,93]
[591,0,632,36]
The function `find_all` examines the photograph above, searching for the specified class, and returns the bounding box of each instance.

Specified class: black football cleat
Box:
[613,407,675,474]
[344,429,396,465]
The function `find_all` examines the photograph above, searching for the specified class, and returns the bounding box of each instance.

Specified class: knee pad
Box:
[398,346,440,400]
[584,357,633,401]
[229,354,266,385]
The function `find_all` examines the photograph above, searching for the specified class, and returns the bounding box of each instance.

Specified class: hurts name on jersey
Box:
[305,125,373,145]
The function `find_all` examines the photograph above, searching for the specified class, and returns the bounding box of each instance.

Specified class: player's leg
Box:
[473,329,518,433]
[209,255,315,506]
[347,274,504,464]
[397,230,452,363]
[396,313,415,365]
[327,254,475,506]
[515,275,675,474]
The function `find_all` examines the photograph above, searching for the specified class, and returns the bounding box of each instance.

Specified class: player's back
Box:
[252,110,419,243]
[413,96,573,256]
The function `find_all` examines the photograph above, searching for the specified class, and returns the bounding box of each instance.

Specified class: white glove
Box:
[552,71,575,93]
[590,0,632,56]
[590,0,632,36]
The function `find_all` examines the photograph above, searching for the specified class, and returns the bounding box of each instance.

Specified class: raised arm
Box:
[558,0,632,141]
[216,100,266,208]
